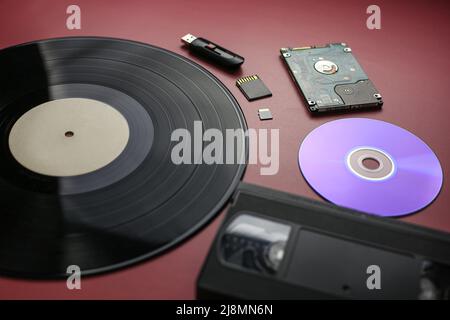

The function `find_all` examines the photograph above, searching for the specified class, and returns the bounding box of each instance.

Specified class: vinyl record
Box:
[0,37,247,278]
[298,118,442,217]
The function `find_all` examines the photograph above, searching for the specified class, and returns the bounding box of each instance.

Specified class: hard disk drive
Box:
[281,43,383,113]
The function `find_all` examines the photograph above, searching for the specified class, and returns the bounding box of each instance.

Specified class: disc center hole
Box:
[65,131,74,138]
[362,157,380,170]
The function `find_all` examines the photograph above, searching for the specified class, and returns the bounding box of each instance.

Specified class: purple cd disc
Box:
[298,118,443,217]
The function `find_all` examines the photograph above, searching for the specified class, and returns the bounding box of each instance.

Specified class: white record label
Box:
[9,98,129,177]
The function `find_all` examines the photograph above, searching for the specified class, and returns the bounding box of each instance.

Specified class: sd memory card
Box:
[236,75,272,101]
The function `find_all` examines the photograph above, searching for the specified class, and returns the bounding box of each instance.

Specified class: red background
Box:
[0,0,448,299]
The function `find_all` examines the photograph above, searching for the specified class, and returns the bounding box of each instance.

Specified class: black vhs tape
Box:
[197,183,450,299]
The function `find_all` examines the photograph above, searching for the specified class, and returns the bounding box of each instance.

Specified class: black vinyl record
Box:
[0,37,247,278]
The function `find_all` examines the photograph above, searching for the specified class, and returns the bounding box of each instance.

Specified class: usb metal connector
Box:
[181,34,197,44]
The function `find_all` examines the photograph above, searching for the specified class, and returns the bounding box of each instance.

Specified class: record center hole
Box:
[65,131,74,138]
[362,157,380,170]
[342,284,351,292]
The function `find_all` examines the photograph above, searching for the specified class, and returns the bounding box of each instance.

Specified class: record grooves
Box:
[0,37,247,278]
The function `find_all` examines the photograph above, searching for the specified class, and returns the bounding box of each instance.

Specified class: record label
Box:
[298,118,443,217]
[9,98,130,177]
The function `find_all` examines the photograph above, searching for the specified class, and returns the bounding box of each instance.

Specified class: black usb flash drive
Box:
[181,34,244,68]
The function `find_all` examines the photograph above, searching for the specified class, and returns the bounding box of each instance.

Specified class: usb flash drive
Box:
[181,34,244,68]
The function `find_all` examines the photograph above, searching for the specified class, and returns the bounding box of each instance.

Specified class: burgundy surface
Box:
[0,0,448,299]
